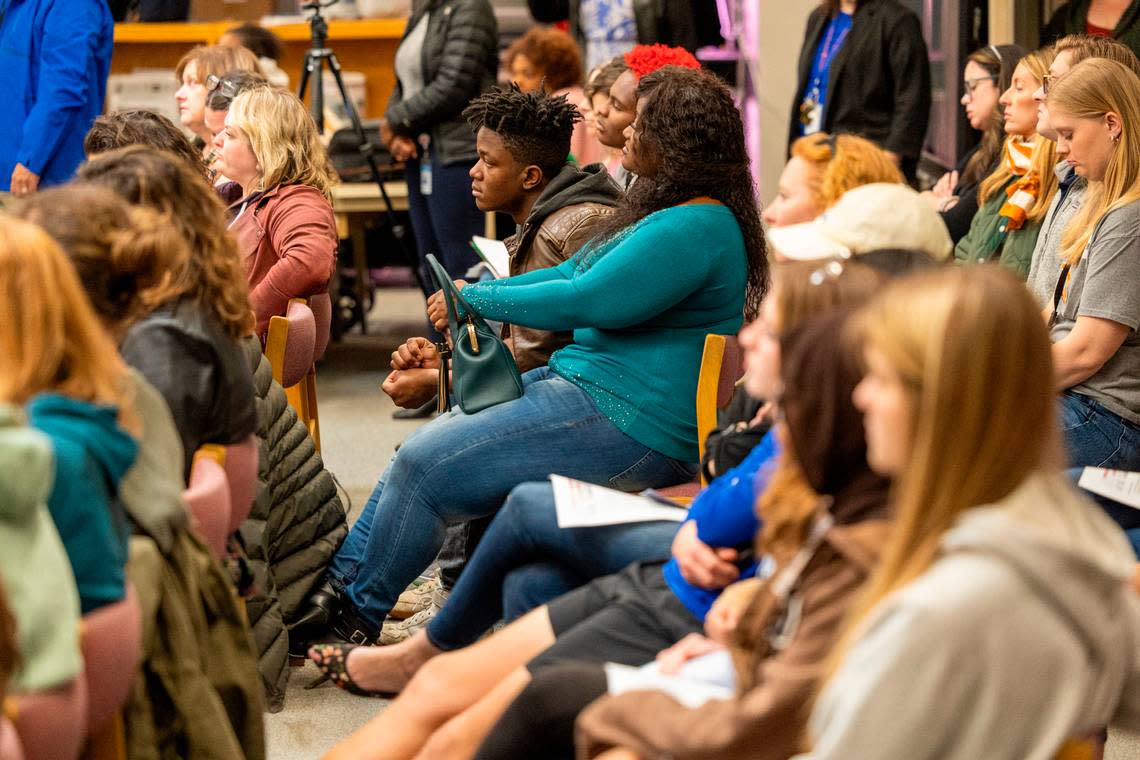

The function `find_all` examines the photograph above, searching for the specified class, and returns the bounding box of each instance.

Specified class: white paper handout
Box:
[550,474,688,528]
[470,235,511,279]
[604,650,735,709]
[1078,468,1140,510]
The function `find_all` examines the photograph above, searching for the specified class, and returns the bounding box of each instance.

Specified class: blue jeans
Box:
[1060,391,1140,529]
[328,367,696,626]
[425,481,681,650]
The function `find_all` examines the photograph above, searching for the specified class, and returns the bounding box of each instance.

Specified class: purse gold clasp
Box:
[466,319,479,353]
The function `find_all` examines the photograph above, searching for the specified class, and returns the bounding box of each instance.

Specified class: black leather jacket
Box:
[385,0,498,166]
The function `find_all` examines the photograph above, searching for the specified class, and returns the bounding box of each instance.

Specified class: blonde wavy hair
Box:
[977,47,1060,223]
[79,146,255,339]
[789,132,905,211]
[822,266,1060,686]
[1048,57,1140,267]
[0,215,131,414]
[228,87,337,198]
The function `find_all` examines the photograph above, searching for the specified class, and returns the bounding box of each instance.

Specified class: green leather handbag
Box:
[426,254,524,414]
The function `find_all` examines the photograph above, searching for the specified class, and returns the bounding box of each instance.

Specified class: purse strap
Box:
[425,253,490,352]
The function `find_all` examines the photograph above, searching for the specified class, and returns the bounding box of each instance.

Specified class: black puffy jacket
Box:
[385,0,498,166]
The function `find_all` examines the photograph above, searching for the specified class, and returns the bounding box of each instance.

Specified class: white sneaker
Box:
[380,606,434,645]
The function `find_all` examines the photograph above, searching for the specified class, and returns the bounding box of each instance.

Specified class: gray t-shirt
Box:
[1027,162,1087,309]
[394,12,431,104]
[1049,199,1140,425]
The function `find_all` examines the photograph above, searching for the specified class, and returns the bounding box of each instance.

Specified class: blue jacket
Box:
[26,393,138,614]
[0,0,113,189]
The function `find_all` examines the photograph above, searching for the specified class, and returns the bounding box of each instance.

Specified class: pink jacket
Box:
[229,183,338,338]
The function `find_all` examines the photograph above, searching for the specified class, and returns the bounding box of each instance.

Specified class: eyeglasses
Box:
[963,75,998,98]
[1042,74,1057,95]
[205,74,241,100]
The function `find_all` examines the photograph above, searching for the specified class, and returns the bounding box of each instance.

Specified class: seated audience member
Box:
[219,22,289,87]
[203,69,269,139]
[84,110,207,175]
[383,84,621,411]
[294,66,767,649]
[793,266,1140,759]
[1027,34,1140,307]
[924,44,1026,242]
[954,47,1059,276]
[175,44,261,155]
[77,147,257,480]
[0,209,141,614]
[1044,58,1140,520]
[1043,0,1140,56]
[311,259,883,697]
[214,87,339,339]
[584,57,632,178]
[762,132,905,228]
[0,259,82,691]
[322,305,889,760]
[767,182,953,265]
[506,26,601,165]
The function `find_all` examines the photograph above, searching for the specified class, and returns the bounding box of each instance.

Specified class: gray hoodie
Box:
[797,471,1140,760]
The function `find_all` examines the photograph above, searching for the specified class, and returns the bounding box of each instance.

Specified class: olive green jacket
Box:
[953,178,1043,278]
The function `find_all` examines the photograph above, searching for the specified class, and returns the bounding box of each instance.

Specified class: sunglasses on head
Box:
[206,74,241,100]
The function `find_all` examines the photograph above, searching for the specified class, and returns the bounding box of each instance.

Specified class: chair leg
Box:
[82,715,126,760]
[305,370,321,453]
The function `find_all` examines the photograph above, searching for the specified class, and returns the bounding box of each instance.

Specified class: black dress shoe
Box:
[289,581,343,656]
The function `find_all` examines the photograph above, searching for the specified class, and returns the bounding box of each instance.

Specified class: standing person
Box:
[795,266,1140,760]
[380,0,498,306]
[1027,34,1140,308]
[790,0,931,184]
[1045,58,1140,524]
[1043,0,1140,56]
[924,44,1026,243]
[174,45,261,157]
[213,87,339,339]
[525,0,718,71]
[0,0,113,196]
[954,48,1058,277]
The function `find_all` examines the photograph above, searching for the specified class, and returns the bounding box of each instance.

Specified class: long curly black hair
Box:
[589,66,768,318]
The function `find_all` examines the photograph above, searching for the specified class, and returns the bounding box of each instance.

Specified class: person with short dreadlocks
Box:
[294,66,767,675]
[381,84,623,412]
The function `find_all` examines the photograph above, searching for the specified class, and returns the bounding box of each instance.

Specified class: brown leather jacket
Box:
[229,183,338,339]
[575,519,889,760]
[504,201,614,372]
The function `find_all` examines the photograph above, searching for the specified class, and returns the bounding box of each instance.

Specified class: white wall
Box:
[756,0,814,204]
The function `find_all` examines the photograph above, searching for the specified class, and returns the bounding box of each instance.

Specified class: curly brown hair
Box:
[589,66,769,319]
[78,146,255,339]
[505,27,583,92]
[84,110,207,177]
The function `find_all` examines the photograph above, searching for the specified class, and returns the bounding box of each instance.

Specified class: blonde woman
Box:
[795,266,1140,760]
[213,87,339,338]
[1045,57,1140,520]
[954,47,1059,276]
[761,132,904,228]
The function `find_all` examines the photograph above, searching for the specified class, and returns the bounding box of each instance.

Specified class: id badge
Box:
[801,99,822,135]
[420,158,433,196]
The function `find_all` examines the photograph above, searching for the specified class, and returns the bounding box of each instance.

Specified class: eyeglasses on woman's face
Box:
[963,75,998,99]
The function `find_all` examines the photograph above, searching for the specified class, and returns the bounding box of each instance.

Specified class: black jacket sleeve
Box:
[883,11,931,158]
[939,183,980,244]
[385,0,497,135]
[526,0,570,22]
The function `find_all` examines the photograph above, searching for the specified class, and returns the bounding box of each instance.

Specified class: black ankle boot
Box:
[289,581,343,656]
[330,606,381,646]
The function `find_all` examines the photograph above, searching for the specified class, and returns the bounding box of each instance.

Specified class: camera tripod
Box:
[296,0,425,331]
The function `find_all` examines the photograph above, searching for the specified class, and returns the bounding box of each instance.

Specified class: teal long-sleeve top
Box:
[461,203,747,462]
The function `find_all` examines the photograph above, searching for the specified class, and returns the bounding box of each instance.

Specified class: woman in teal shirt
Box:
[303,66,769,646]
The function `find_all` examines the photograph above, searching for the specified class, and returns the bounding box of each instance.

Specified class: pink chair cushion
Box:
[80,585,142,729]
[280,300,316,388]
[657,480,701,501]
[224,434,259,532]
[718,336,744,409]
[309,292,332,362]
[0,715,25,760]
[9,677,87,760]
[183,457,231,559]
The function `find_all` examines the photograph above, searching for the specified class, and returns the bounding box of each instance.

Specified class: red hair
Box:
[623,44,701,80]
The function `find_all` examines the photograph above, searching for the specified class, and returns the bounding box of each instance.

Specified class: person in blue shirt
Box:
[0,0,113,195]
[296,65,769,650]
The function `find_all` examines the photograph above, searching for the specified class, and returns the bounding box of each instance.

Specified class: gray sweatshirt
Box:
[797,471,1140,760]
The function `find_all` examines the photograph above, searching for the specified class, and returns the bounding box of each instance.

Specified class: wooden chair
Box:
[6,677,87,760]
[195,435,259,533]
[182,455,232,559]
[656,334,746,503]
[264,297,325,451]
[79,587,142,760]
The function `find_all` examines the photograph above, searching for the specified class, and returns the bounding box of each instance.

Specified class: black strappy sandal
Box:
[307,643,392,698]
